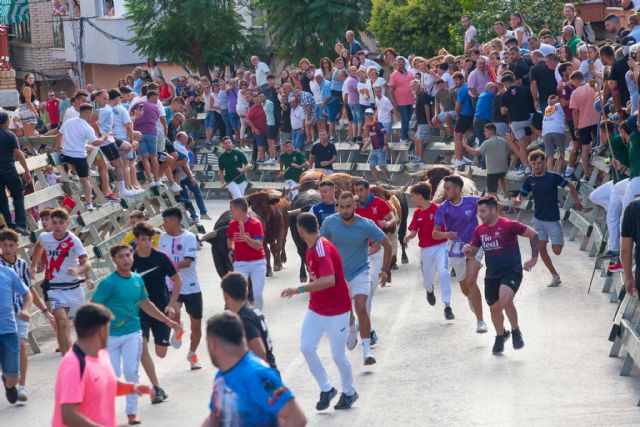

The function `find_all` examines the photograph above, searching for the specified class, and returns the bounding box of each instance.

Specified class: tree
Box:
[368,0,462,58]
[255,0,371,63]
[125,0,254,76]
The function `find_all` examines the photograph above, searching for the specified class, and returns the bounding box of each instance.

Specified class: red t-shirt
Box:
[46,98,60,125]
[247,104,267,136]
[408,203,447,248]
[306,237,351,316]
[52,348,117,427]
[227,217,266,262]
[356,196,392,230]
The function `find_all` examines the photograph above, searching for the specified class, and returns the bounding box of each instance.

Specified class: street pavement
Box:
[2,200,640,426]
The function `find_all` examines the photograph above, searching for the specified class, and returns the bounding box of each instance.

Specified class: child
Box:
[542,95,566,173]
[361,108,391,183]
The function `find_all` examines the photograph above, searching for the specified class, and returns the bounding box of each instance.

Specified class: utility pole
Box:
[67,0,84,88]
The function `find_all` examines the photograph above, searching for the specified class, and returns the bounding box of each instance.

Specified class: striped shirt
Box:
[0,257,31,312]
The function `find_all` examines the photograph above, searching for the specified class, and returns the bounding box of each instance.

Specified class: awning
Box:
[0,1,30,25]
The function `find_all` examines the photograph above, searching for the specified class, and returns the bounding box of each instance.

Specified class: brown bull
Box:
[298,169,359,195]
[405,166,477,203]
[245,189,290,277]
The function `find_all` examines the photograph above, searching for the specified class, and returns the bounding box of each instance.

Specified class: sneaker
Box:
[492,330,511,355]
[152,386,168,404]
[444,306,455,320]
[547,274,562,287]
[316,387,337,411]
[334,391,359,410]
[127,414,141,425]
[201,213,213,220]
[476,320,488,334]
[580,175,591,182]
[452,159,466,169]
[169,183,182,192]
[516,165,526,175]
[600,250,620,259]
[364,356,376,366]
[264,158,277,165]
[512,328,525,350]
[426,290,436,306]
[370,329,378,346]
[17,385,27,402]
[347,327,358,350]
[13,226,30,237]
[105,192,118,201]
[3,376,17,404]
[85,203,95,212]
[608,261,623,273]
[187,352,202,370]
[524,166,531,175]
[89,169,100,177]
[170,327,184,349]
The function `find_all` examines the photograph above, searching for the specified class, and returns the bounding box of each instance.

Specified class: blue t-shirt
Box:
[209,352,293,426]
[520,172,567,221]
[319,80,332,104]
[474,91,495,121]
[457,83,473,117]
[320,214,386,281]
[0,265,29,334]
[312,201,336,226]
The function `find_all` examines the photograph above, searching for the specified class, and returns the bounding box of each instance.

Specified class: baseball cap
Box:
[364,108,374,115]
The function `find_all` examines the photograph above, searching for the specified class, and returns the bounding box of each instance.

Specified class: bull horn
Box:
[287,208,302,216]
[268,191,283,201]
[388,184,410,196]
[201,230,218,241]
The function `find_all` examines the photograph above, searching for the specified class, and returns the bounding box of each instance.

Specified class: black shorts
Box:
[487,172,506,194]
[140,311,170,346]
[62,155,89,178]
[49,123,59,130]
[100,143,120,161]
[531,111,543,131]
[267,125,278,140]
[157,151,170,163]
[42,280,50,303]
[178,292,203,320]
[455,114,474,133]
[578,124,597,145]
[485,272,523,306]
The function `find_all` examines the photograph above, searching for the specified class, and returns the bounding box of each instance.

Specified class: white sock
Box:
[362,338,371,356]
[117,181,126,193]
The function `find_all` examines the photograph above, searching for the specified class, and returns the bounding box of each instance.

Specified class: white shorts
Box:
[347,269,371,297]
[48,286,86,318]
[227,180,248,199]
[448,245,484,283]
[16,318,29,340]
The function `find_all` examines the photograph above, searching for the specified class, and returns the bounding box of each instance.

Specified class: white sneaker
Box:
[89,169,99,177]
[17,386,27,402]
[201,214,213,220]
[170,325,184,349]
[169,183,182,192]
[476,320,488,334]
[154,180,166,187]
[452,159,466,169]
[347,327,358,351]
[264,158,277,165]
[548,274,562,287]
[187,351,202,370]
[85,203,95,212]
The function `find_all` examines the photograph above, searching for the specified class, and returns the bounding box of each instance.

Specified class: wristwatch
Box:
[298,286,305,294]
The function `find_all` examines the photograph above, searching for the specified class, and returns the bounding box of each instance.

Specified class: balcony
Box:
[577,0,634,23]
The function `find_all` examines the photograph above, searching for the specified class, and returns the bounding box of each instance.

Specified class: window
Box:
[96,0,116,16]
[52,17,64,48]
[10,20,30,43]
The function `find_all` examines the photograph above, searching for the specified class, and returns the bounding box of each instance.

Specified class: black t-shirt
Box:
[609,58,631,107]
[0,128,18,172]
[621,200,640,267]
[238,303,277,369]
[509,57,531,86]
[530,61,558,107]
[301,74,311,93]
[280,102,292,133]
[520,172,567,221]
[492,95,508,123]
[415,92,433,125]
[500,85,534,122]
[132,249,178,306]
[310,142,337,170]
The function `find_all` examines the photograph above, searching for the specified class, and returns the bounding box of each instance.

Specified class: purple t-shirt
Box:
[434,196,480,244]
[131,100,160,135]
[345,76,359,105]
[227,88,238,113]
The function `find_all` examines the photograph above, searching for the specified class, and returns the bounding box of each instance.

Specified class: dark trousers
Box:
[0,170,25,228]
[180,177,207,219]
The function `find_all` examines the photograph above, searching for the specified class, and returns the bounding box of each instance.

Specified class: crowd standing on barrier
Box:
[1,3,640,426]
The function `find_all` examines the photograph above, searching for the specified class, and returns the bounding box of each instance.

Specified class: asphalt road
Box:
[2,200,640,426]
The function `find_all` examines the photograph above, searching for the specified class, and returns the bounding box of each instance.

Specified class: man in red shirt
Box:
[46,91,61,130]
[244,93,268,163]
[227,197,268,310]
[404,182,454,320]
[281,213,358,411]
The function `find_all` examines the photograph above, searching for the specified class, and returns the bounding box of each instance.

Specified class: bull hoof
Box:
[401,256,409,264]
[391,264,398,270]
[266,271,273,277]
[282,254,287,263]
[274,264,283,272]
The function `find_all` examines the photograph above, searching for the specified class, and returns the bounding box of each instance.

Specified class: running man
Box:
[221,272,278,370]
[512,150,582,287]
[131,222,183,404]
[30,208,92,354]
[52,303,154,426]
[158,208,204,370]
[404,182,455,320]
[281,213,359,411]
[464,196,539,355]
[432,176,487,333]
[278,140,309,199]
[311,180,337,227]
[91,244,181,425]
[203,312,306,426]
[321,191,391,365]
[218,136,250,199]
[227,197,268,310]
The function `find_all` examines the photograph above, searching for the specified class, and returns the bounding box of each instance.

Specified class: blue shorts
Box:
[229,112,241,129]
[349,104,364,125]
[326,98,340,122]
[532,218,565,246]
[369,148,388,167]
[255,134,267,147]
[205,111,217,130]
[16,318,29,340]
[139,134,158,155]
[313,104,325,120]
[0,332,19,377]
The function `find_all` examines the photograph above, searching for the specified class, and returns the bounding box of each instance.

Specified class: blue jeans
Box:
[397,105,413,140]
[220,110,232,137]
[292,128,305,150]
[180,177,207,219]
[205,111,216,130]
[0,332,19,377]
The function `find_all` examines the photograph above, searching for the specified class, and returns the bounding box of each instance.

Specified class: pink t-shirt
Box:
[52,348,117,427]
[389,70,415,106]
[568,84,599,129]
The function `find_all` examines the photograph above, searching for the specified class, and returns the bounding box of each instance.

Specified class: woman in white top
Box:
[510,12,533,49]
[542,97,566,173]
[366,67,386,108]
[413,57,438,97]
[236,87,250,146]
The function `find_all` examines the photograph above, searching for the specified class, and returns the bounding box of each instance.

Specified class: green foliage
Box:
[125,0,255,76]
[255,0,371,63]
[368,0,462,57]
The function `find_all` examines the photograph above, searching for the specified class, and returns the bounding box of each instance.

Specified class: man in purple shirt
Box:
[130,90,162,184]
[226,79,240,142]
[467,57,492,102]
[431,175,487,333]
[344,66,362,143]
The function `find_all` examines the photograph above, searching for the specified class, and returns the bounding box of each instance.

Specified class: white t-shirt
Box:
[442,72,455,89]
[39,231,87,285]
[112,104,132,140]
[542,103,566,135]
[357,81,371,106]
[59,117,96,158]
[514,26,530,47]
[255,62,270,87]
[8,110,21,130]
[209,91,221,112]
[375,95,393,125]
[310,80,323,104]
[367,77,386,101]
[465,25,478,47]
[290,105,305,130]
[538,43,556,56]
[62,106,79,124]
[363,58,382,73]
[159,231,200,295]
[237,95,249,116]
